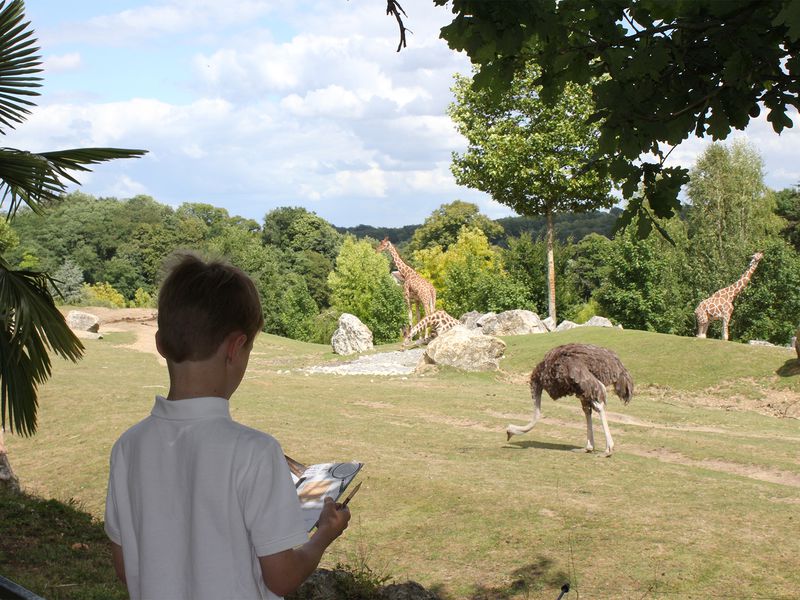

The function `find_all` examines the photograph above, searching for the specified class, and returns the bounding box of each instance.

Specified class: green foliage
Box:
[80,282,126,308]
[449,63,612,321]
[328,237,405,344]
[595,217,694,335]
[414,227,532,318]
[502,233,583,319]
[436,0,800,228]
[731,239,800,345]
[263,206,342,260]
[50,259,84,305]
[131,287,154,309]
[686,141,782,304]
[773,185,800,251]
[406,200,503,253]
[0,217,18,253]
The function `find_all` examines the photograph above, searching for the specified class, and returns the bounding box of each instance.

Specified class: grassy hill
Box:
[2,328,799,599]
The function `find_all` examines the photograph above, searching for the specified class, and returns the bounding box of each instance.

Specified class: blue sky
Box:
[6,1,800,228]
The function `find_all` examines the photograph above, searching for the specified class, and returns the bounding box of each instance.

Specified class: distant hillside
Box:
[337,208,622,245]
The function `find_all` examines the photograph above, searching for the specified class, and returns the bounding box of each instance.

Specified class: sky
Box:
[5,1,800,229]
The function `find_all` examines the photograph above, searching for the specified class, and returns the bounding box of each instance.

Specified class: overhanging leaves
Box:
[0,256,84,436]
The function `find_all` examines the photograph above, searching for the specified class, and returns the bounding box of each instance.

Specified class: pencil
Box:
[341,481,361,507]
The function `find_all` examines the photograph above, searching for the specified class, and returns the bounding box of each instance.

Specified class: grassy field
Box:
[2,326,799,599]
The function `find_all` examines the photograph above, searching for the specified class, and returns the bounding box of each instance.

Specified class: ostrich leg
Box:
[582,403,595,452]
[591,400,615,455]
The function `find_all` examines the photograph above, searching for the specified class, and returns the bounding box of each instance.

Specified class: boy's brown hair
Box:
[157,253,264,363]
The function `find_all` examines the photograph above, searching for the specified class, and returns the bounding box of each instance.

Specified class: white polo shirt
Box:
[105,396,309,600]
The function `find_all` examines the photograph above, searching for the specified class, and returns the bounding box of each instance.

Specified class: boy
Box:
[104,253,350,599]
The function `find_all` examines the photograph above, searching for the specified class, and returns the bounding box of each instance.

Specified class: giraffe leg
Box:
[582,403,594,452]
[591,400,614,456]
[722,316,729,341]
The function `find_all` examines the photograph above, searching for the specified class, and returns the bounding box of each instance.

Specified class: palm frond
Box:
[0,147,148,217]
[0,0,42,134]
[0,255,83,436]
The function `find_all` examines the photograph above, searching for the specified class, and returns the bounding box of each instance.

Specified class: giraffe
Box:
[695,251,764,341]
[376,238,436,326]
[402,309,461,347]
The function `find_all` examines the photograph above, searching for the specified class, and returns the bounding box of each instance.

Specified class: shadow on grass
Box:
[505,440,583,452]
[776,358,800,377]
[430,557,572,600]
[0,487,127,600]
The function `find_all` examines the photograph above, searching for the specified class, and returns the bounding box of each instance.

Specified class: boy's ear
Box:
[225,332,249,362]
[155,330,167,358]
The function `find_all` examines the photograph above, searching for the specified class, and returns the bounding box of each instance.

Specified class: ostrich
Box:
[506,343,633,455]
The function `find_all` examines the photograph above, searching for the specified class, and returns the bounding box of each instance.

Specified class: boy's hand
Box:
[316,497,350,544]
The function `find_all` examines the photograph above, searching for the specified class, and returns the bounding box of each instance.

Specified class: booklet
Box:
[285,455,363,531]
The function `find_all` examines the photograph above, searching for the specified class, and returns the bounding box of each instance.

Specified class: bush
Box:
[81,282,126,308]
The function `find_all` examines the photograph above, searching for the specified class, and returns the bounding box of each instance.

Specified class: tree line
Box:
[2,139,798,348]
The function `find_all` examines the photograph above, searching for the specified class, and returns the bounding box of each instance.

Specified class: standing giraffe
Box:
[376,238,436,326]
[695,251,764,341]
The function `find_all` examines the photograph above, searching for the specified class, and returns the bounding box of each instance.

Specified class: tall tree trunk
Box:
[546,210,557,324]
[0,428,20,493]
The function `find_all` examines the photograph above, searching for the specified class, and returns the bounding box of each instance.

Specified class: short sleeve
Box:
[104,443,122,545]
[238,436,308,557]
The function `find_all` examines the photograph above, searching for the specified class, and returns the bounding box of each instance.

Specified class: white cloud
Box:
[105,175,149,197]
[44,0,277,44]
[43,52,82,73]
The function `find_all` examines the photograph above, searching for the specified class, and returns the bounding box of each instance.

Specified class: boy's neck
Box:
[166,358,233,401]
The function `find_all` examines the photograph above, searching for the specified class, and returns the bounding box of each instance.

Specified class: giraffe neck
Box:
[384,242,414,279]
[728,259,761,298]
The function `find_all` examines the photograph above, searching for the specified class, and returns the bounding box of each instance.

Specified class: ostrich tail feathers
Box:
[616,371,634,405]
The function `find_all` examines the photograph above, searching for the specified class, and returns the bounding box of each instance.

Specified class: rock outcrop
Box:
[66,310,100,333]
[476,309,548,336]
[330,313,373,355]
[420,326,505,372]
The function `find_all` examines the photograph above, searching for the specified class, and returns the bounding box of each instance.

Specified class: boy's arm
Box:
[259,497,350,597]
[111,542,127,585]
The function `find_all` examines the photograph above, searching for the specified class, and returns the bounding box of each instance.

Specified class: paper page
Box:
[293,461,363,531]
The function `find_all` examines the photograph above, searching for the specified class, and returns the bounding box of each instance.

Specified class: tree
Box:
[0,0,145,444]
[731,238,800,345]
[328,237,406,344]
[685,140,782,299]
[433,0,800,231]
[595,216,694,334]
[263,206,342,260]
[449,65,613,322]
[406,200,503,253]
[774,185,800,251]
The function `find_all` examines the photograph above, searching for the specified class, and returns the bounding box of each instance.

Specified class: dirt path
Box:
[64,307,163,365]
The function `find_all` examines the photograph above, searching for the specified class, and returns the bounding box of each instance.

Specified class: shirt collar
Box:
[151,395,231,420]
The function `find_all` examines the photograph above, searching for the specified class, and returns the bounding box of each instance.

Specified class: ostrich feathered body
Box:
[531,343,633,409]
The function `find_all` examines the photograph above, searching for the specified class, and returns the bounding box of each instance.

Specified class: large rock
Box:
[459,311,484,330]
[541,316,556,332]
[66,310,100,333]
[420,326,505,372]
[795,327,800,359]
[477,309,548,336]
[583,315,614,328]
[330,313,373,355]
[555,320,579,332]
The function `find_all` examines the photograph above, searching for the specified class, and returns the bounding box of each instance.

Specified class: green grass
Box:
[3,328,799,599]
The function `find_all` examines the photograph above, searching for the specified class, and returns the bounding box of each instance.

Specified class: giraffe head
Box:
[376,237,391,253]
[751,251,764,263]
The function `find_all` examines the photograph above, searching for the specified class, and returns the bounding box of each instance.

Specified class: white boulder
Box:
[331,313,373,355]
[420,326,506,372]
